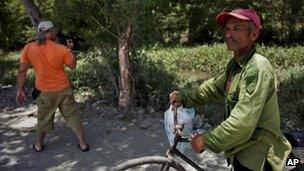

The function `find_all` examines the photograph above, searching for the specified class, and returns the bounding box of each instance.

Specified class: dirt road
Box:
[1,85,300,171]
[0,86,231,171]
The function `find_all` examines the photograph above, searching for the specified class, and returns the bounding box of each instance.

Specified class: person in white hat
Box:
[16,20,89,152]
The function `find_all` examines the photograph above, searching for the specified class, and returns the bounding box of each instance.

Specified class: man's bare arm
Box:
[65,51,77,70]
[17,63,29,90]
[65,40,77,70]
[16,63,29,104]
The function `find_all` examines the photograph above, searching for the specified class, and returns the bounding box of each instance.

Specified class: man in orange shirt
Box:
[16,20,89,152]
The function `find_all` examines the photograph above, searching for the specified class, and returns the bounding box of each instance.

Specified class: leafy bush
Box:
[278,65,304,131]
[69,48,119,103]
[0,52,34,87]
[1,44,303,130]
[142,43,230,74]
[141,44,304,130]
[132,51,178,110]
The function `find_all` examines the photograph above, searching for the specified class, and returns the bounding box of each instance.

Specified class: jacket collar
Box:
[236,46,256,69]
[225,46,256,72]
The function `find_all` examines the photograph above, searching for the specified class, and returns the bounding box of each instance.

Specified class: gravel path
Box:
[0,85,299,171]
[0,108,229,170]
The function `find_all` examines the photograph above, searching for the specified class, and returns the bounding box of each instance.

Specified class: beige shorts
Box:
[36,87,81,132]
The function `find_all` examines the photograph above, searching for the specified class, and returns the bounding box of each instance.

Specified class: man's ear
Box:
[250,28,260,42]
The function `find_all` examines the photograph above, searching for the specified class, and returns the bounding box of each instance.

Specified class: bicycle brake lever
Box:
[173,123,185,136]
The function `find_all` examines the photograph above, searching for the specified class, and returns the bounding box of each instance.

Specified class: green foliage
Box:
[278,65,304,131]
[132,50,178,110]
[1,44,303,129]
[68,47,179,111]
[141,44,304,130]
[69,48,119,102]
[0,52,35,86]
[258,45,304,68]
[142,43,230,74]
[0,52,19,85]
[67,44,304,129]
[0,0,34,51]
[2,0,304,51]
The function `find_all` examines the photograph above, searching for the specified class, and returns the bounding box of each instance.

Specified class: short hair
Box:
[248,21,256,32]
[247,21,260,42]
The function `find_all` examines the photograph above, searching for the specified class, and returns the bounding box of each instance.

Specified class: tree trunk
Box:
[118,22,135,109]
[20,0,42,27]
[280,1,286,44]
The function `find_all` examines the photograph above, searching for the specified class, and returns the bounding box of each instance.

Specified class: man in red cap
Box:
[170,8,291,170]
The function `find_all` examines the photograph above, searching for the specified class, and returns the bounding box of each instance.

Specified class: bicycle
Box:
[111,107,205,171]
[111,107,304,171]
[111,134,202,171]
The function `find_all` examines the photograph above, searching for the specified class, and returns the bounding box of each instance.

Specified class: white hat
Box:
[38,20,55,32]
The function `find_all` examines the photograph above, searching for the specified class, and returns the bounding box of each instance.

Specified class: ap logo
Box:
[286,158,300,166]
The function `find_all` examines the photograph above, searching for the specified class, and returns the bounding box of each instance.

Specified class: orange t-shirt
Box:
[20,40,74,92]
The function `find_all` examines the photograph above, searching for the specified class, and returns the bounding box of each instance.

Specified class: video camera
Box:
[57,32,84,50]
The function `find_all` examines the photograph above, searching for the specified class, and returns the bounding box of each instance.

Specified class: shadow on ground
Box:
[0,86,230,171]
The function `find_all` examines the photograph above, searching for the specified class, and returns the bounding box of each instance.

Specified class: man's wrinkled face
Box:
[224,17,256,53]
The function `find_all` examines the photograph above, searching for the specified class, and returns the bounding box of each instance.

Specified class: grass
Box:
[0,52,35,87]
[1,43,303,130]
[141,44,304,130]
[0,52,19,86]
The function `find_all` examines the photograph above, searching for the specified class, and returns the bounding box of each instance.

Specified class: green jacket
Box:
[181,48,291,171]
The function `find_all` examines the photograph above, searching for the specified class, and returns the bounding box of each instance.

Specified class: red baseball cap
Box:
[216,8,261,29]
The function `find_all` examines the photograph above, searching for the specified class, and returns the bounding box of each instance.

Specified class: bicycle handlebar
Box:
[168,133,204,171]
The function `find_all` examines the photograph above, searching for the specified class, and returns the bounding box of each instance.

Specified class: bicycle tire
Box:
[111,156,186,171]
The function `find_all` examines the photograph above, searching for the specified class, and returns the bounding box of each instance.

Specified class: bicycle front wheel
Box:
[111,156,186,171]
